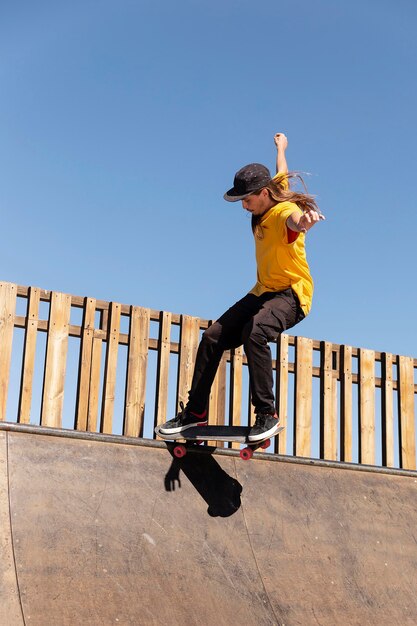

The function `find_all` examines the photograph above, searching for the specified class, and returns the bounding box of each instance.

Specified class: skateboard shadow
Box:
[163,445,243,518]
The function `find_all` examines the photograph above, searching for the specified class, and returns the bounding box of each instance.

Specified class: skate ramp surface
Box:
[1,425,417,626]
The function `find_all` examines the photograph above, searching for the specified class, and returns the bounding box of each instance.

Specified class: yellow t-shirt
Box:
[249,173,313,315]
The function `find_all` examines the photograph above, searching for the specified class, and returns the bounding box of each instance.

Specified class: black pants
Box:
[187,288,305,416]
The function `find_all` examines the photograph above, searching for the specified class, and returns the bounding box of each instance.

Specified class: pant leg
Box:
[243,288,305,415]
[187,293,263,414]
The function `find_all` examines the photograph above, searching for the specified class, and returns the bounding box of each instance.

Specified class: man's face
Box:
[241,189,271,216]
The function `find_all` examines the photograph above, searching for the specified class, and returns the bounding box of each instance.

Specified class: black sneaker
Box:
[248,412,280,442]
[159,402,208,435]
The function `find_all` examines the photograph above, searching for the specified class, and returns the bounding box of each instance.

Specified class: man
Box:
[160,133,324,441]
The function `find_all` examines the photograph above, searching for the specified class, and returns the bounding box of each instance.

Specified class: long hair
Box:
[251,172,319,234]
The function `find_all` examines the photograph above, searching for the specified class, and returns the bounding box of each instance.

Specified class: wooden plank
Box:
[124,306,150,437]
[41,292,71,428]
[18,287,40,424]
[397,355,416,470]
[87,309,105,432]
[230,346,243,450]
[217,356,227,425]
[155,312,172,428]
[358,349,375,465]
[340,345,353,462]
[208,356,227,447]
[381,353,395,468]
[276,333,289,454]
[293,336,313,458]
[320,341,337,461]
[209,356,226,426]
[230,346,243,426]
[74,298,96,431]
[176,315,200,410]
[100,302,121,434]
[248,384,256,429]
[0,283,17,421]
[87,336,102,432]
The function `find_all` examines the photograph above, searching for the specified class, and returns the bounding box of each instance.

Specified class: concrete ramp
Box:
[1,426,417,626]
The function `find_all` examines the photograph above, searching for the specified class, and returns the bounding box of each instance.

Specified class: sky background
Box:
[1,0,417,359]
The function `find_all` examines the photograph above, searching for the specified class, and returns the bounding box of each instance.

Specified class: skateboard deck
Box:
[155,424,285,460]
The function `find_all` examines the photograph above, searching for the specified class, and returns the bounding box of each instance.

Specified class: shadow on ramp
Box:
[163,444,243,517]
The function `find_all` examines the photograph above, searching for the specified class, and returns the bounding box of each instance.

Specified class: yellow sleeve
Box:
[273,171,289,190]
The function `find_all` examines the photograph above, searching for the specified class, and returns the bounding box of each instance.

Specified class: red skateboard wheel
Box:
[173,444,187,458]
[260,439,270,450]
[240,447,253,461]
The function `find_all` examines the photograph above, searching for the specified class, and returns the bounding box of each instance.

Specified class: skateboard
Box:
[155,424,285,461]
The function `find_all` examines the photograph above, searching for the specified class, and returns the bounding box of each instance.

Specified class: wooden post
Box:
[75,298,96,431]
[0,282,17,421]
[101,302,121,434]
[41,291,71,428]
[320,341,338,461]
[248,386,256,428]
[230,346,243,426]
[230,346,243,449]
[397,355,416,470]
[340,345,353,462]
[208,355,227,447]
[18,286,40,424]
[87,334,102,432]
[294,336,313,458]
[124,306,150,437]
[209,356,226,426]
[154,311,172,427]
[381,353,395,467]
[358,349,375,465]
[177,315,200,410]
[276,333,289,455]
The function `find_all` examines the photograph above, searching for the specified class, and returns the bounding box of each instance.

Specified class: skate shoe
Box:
[159,402,208,435]
[248,412,280,442]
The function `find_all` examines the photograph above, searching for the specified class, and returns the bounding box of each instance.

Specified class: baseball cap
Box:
[224,163,272,202]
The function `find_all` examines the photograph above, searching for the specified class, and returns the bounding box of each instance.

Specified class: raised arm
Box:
[274,132,288,174]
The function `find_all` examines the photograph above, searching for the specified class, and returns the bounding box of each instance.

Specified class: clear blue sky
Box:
[1,0,417,358]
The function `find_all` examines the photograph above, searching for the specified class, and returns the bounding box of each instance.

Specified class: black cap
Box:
[224,163,272,202]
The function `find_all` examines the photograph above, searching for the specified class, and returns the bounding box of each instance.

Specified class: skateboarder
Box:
[160,133,324,442]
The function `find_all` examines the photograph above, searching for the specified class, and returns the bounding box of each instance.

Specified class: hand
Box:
[297,209,325,233]
[274,132,288,151]
[164,464,182,491]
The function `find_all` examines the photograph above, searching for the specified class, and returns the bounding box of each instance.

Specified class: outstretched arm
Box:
[287,209,325,234]
[274,132,288,174]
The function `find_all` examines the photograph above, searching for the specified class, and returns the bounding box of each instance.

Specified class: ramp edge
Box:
[0,421,416,478]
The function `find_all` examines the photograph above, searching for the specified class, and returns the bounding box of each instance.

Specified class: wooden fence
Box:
[0,281,416,469]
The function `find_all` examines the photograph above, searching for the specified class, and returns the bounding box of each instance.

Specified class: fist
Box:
[274,133,288,150]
